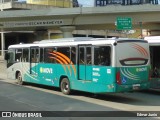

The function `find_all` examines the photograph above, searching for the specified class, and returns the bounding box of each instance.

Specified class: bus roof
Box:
[144,36,160,45]
[8,37,146,49]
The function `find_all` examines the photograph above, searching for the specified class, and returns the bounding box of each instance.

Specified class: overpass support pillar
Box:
[34,30,47,41]
[60,26,75,38]
[1,32,5,58]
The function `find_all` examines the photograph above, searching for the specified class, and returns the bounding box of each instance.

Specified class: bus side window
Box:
[40,48,44,63]
[7,49,15,64]
[94,46,111,66]
[36,49,40,63]
[71,47,76,64]
[86,47,91,65]
[31,48,39,63]
[22,48,29,62]
[79,47,85,64]
[15,49,22,62]
[102,47,111,66]
[44,48,56,63]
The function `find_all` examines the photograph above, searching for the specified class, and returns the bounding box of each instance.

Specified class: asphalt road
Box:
[0,80,159,120]
[0,80,117,120]
[0,81,115,111]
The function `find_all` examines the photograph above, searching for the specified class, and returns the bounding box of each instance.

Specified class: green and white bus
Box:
[5,37,150,94]
[145,36,160,89]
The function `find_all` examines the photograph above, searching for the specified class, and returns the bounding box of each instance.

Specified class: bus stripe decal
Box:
[50,52,76,77]
[132,46,144,56]
[120,68,140,80]
[71,64,76,77]
[49,56,67,73]
[124,68,140,79]
[53,52,76,76]
[132,43,148,57]
[49,52,72,76]
[22,63,38,81]
[134,43,148,57]
[53,51,72,64]
[126,68,139,78]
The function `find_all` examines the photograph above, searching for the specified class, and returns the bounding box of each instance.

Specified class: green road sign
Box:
[116,17,132,30]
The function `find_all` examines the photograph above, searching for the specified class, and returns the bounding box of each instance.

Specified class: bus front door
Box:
[78,46,92,81]
[30,47,39,82]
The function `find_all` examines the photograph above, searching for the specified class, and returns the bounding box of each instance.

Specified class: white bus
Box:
[5,37,150,94]
[145,36,160,89]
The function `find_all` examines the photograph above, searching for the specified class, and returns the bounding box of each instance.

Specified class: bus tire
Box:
[60,78,71,95]
[17,72,24,85]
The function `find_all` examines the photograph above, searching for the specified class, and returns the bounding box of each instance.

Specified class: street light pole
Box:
[139,22,143,38]
[0,0,4,57]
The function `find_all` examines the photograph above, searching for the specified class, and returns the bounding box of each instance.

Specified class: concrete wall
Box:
[27,0,73,8]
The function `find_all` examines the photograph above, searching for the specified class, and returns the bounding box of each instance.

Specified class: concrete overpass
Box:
[0,4,160,58]
[0,4,160,33]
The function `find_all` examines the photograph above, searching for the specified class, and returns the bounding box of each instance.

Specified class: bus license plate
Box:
[133,84,140,90]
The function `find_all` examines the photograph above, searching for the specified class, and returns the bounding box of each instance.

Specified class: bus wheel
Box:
[17,72,24,85]
[60,78,71,95]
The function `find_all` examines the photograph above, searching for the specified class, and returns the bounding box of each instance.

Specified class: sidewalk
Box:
[0,61,17,84]
[0,60,7,80]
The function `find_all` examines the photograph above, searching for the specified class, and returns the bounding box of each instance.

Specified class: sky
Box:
[77,0,94,7]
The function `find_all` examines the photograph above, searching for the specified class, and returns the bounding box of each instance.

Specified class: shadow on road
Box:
[1,77,160,107]
[22,82,160,107]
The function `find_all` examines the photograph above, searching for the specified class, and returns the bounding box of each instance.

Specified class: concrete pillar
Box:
[105,30,109,38]
[47,30,52,39]
[60,26,75,38]
[34,30,47,41]
[1,32,5,57]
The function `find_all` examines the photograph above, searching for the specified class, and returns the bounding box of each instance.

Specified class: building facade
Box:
[26,0,73,7]
[94,0,159,6]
